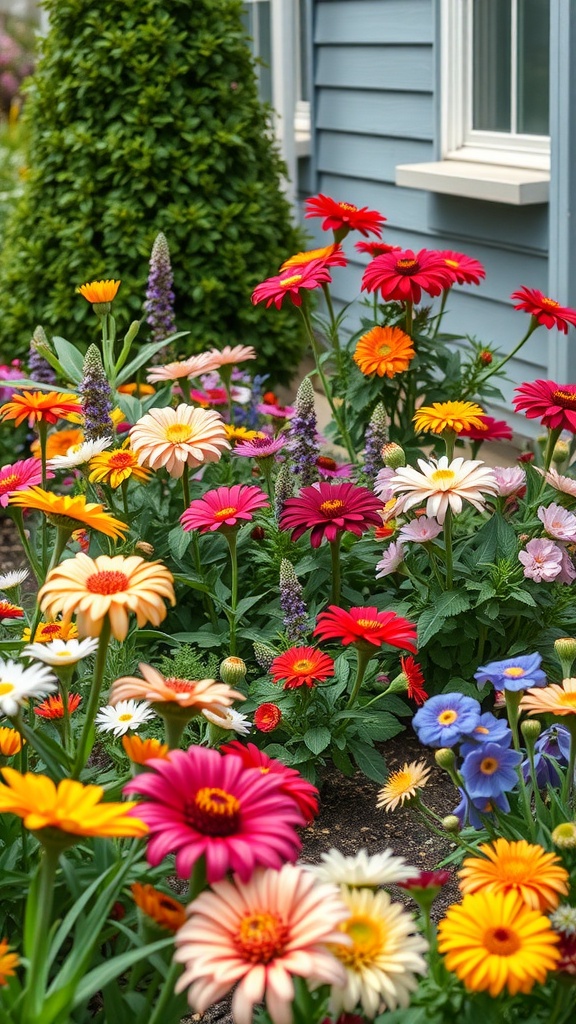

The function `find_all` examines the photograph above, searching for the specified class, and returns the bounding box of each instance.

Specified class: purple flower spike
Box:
[144,232,177,345]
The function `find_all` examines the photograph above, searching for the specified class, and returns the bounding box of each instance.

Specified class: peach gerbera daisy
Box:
[520,677,576,716]
[122,734,170,765]
[130,405,230,478]
[390,456,498,524]
[353,326,415,378]
[146,352,221,383]
[0,391,81,428]
[76,279,121,304]
[88,443,151,489]
[458,838,569,911]
[206,344,256,368]
[109,662,244,716]
[9,488,127,540]
[38,553,176,640]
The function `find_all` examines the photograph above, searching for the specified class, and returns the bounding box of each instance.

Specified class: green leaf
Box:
[115,333,190,385]
[52,335,85,382]
[71,938,173,1009]
[352,741,387,783]
[168,526,191,560]
[303,726,331,755]
[417,591,471,648]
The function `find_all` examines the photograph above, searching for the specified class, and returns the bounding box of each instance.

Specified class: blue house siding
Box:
[311,0,551,433]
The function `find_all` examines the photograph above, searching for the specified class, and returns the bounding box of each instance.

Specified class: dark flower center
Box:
[484,926,520,956]
[186,786,240,836]
[396,258,418,274]
[317,456,337,471]
[552,390,576,410]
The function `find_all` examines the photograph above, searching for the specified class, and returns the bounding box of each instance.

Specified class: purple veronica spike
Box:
[144,232,177,345]
[79,344,114,441]
[279,559,309,643]
[363,402,388,483]
[288,377,318,486]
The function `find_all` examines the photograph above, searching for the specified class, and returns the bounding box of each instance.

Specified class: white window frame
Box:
[441,0,550,172]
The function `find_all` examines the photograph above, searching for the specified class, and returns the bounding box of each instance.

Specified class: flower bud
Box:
[435,747,456,770]
[219,656,247,685]
[250,525,266,541]
[479,349,493,365]
[555,637,576,678]
[553,440,570,466]
[442,814,461,833]
[520,718,542,743]
[253,641,277,672]
[552,822,576,849]
[381,442,406,469]
[135,540,155,557]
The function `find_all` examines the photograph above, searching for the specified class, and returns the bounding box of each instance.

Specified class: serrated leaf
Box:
[331,747,355,776]
[333,654,350,687]
[168,527,191,560]
[510,589,537,607]
[417,591,471,648]
[303,726,331,755]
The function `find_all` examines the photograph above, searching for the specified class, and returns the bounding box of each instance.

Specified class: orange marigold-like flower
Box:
[130,405,230,479]
[0,600,24,620]
[131,882,186,932]
[21,620,79,643]
[122,734,170,765]
[38,553,176,640]
[458,838,569,911]
[88,443,152,489]
[76,279,121,304]
[0,391,81,428]
[32,428,84,459]
[0,938,19,986]
[353,326,415,378]
[117,382,156,397]
[270,647,335,689]
[9,488,128,540]
[34,693,82,719]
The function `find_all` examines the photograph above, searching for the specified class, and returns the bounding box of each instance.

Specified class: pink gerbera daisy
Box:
[173,864,349,1024]
[513,380,576,433]
[279,482,383,548]
[361,248,453,304]
[252,258,333,310]
[221,740,319,823]
[123,745,306,882]
[257,401,294,419]
[316,455,353,478]
[305,193,386,238]
[233,435,286,459]
[180,484,269,533]
[314,605,417,653]
[511,287,576,333]
[0,458,47,507]
[438,250,486,286]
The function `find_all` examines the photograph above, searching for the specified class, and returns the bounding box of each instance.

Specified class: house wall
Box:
[311,0,551,434]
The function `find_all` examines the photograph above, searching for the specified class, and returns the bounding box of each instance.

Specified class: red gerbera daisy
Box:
[400,655,428,706]
[279,481,383,548]
[438,250,486,286]
[251,258,333,310]
[459,416,513,442]
[0,600,24,620]
[34,693,82,719]
[355,241,401,258]
[270,646,335,689]
[304,193,385,239]
[314,605,417,653]
[511,287,576,334]
[361,248,453,304]
[253,703,282,732]
[220,740,319,823]
[180,484,269,533]
[513,380,576,433]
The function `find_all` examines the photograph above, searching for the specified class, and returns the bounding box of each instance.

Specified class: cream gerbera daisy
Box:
[329,886,428,1018]
[202,707,251,734]
[0,658,57,716]
[95,699,155,737]
[390,456,498,524]
[0,568,29,591]
[377,761,431,812]
[22,637,100,666]
[305,848,418,887]
[130,404,230,478]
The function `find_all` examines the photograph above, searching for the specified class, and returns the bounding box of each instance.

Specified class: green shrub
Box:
[0,0,306,382]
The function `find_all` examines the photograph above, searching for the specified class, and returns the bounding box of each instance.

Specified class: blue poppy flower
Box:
[521,752,562,788]
[453,788,510,830]
[412,693,481,747]
[535,724,571,763]
[474,652,546,691]
[460,711,512,756]
[460,741,522,799]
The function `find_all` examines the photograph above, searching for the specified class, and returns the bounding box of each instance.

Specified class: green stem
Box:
[56,667,74,755]
[405,300,413,337]
[225,530,238,656]
[504,690,522,752]
[443,507,453,590]
[443,428,456,461]
[121,478,130,517]
[7,507,42,582]
[161,711,189,750]
[298,303,356,464]
[321,282,341,354]
[181,463,190,512]
[191,532,219,629]
[329,534,342,605]
[432,288,449,340]
[543,426,562,474]
[345,647,374,710]
[22,842,61,1022]
[71,616,111,778]
[179,376,192,404]
[462,318,540,399]
[30,525,72,640]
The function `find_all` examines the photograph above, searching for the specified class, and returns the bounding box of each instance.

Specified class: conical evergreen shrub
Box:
[0,0,306,382]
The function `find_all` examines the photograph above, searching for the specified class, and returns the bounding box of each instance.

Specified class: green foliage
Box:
[0,0,306,382]
[157,643,219,680]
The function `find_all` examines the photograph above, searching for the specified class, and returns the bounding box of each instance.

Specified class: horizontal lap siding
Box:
[312,0,550,427]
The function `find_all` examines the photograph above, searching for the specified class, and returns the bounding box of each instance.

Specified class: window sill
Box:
[395,160,549,205]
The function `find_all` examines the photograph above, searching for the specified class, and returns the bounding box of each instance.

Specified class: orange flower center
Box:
[475,725,490,735]
[337,915,384,967]
[437,709,458,725]
[339,203,358,212]
[108,451,134,469]
[542,297,560,308]
[280,273,303,288]
[480,757,499,775]
[558,691,576,707]
[483,926,521,956]
[86,570,130,595]
[293,659,315,673]
[214,506,238,519]
[397,258,418,272]
[0,474,19,494]
[319,498,345,516]
[165,422,194,444]
[164,678,198,693]
[0,682,14,696]
[235,911,289,963]
[317,456,337,471]
[552,390,576,410]
[431,469,456,484]
[188,786,240,836]
[356,618,382,629]
[503,667,525,678]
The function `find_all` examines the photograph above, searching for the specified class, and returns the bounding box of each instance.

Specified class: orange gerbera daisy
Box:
[110,663,244,716]
[131,883,186,932]
[0,727,23,757]
[0,939,19,986]
[21,620,79,643]
[413,401,486,436]
[122,734,169,765]
[38,553,175,640]
[280,243,347,271]
[458,838,569,911]
[117,382,156,398]
[353,326,415,378]
[31,427,85,459]
[0,767,147,839]
[0,391,81,428]
[76,279,121,304]
[9,488,127,540]
[520,678,576,717]
[88,443,152,489]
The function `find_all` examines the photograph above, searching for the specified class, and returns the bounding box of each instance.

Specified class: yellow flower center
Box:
[397,258,418,271]
[0,473,19,494]
[431,469,456,484]
[356,619,382,629]
[483,925,521,956]
[340,202,358,212]
[542,297,560,308]
[214,506,238,519]
[118,713,134,722]
[56,651,73,658]
[86,570,130,595]
[437,709,458,725]
[293,659,314,672]
[377,343,391,356]
[109,451,134,469]
[187,786,241,836]
[552,390,576,410]
[235,911,289,963]
[503,667,525,678]
[0,682,14,696]
[475,726,490,734]
[279,274,303,288]
[480,757,499,775]
[445,259,460,268]
[337,914,385,967]
[320,499,346,515]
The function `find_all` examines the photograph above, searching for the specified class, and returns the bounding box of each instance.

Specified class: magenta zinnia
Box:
[180,484,269,533]
[305,193,386,238]
[438,250,485,286]
[123,745,306,882]
[280,482,383,548]
[361,248,453,304]
[314,605,417,653]
[270,646,335,689]
[513,380,576,433]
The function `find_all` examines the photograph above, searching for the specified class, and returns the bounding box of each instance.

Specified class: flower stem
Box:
[298,303,356,464]
[225,530,238,656]
[345,647,374,710]
[329,534,342,605]
[7,507,42,582]
[504,690,522,752]
[321,282,341,354]
[462,318,539,399]
[22,842,60,1022]
[71,616,111,778]
[443,508,453,590]
[181,463,191,512]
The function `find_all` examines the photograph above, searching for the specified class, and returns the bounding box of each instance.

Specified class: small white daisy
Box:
[22,637,100,667]
[304,848,418,887]
[0,569,30,591]
[95,699,155,737]
[0,659,58,716]
[47,436,113,470]
[202,706,251,735]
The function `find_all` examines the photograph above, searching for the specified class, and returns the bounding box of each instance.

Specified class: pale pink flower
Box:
[518,538,563,582]
[374,467,397,501]
[492,466,526,497]
[537,502,576,542]
[207,344,256,368]
[375,540,405,578]
[173,864,350,1024]
[130,405,230,478]
[397,516,443,543]
[234,435,286,459]
[146,352,222,383]
[390,456,498,524]
[558,546,576,584]
[542,467,576,498]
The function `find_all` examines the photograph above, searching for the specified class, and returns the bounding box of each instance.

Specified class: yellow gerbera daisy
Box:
[131,882,186,932]
[0,938,19,986]
[223,424,265,443]
[76,279,121,304]
[0,767,147,839]
[21,620,79,644]
[353,326,415,378]
[458,837,569,911]
[413,401,486,436]
[281,243,343,270]
[520,677,576,717]
[437,889,560,996]
[9,488,127,540]
[376,760,431,812]
[88,443,152,489]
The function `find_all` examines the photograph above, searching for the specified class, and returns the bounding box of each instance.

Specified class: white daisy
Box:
[391,456,498,524]
[0,659,58,716]
[0,569,30,591]
[22,637,100,667]
[305,848,418,888]
[202,706,251,735]
[95,699,155,737]
[47,436,113,470]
